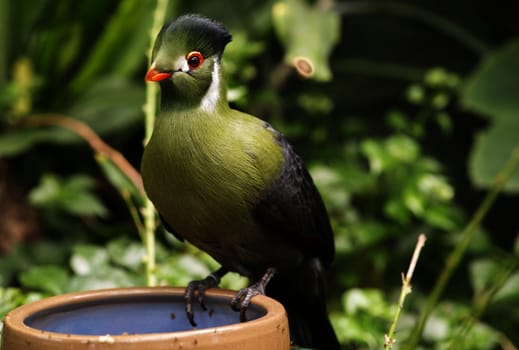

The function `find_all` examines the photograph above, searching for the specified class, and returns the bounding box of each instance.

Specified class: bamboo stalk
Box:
[141,0,170,287]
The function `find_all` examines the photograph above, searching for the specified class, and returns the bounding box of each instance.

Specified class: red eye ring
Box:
[186,51,204,70]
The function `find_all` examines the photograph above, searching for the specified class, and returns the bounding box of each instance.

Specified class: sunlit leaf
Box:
[0,288,43,320]
[107,238,145,271]
[386,135,419,163]
[68,266,141,292]
[70,244,110,276]
[342,288,393,318]
[361,139,389,174]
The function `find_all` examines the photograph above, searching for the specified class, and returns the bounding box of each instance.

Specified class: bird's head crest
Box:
[145,15,232,110]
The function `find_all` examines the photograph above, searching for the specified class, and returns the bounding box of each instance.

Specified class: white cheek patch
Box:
[174,56,189,72]
[200,61,220,112]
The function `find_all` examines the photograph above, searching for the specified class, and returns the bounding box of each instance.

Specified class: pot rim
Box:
[3,286,287,344]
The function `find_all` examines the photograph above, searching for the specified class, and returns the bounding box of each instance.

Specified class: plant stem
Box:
[0,0,8,88]
[144,0,169,145]
[26,114,144,195]
[121,189,146,239]
[384,234,427,349]
[142,199,157,286]
[447,252,517,350]
[142,0,169,287]
[402,146,519,349]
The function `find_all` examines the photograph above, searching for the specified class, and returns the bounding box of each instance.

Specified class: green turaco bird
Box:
[142,14,340,349]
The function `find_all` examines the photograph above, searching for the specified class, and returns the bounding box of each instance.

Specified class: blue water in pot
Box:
[24,294,266,335]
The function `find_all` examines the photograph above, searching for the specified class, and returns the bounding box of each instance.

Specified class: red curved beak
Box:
[145,67,172,82]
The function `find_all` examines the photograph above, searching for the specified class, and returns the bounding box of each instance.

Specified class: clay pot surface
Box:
[2,287,290,350]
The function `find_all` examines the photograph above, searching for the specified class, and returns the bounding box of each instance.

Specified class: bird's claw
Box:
[184,274,220,327]
[230,284,265,322]
[231,267,276,322]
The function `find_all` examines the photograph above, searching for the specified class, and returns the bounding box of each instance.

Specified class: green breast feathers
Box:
[141,108,284,241]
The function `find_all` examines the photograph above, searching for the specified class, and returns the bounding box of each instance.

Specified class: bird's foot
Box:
[184,267,227,326]
[230,284,264,322]
[231,267,277,322]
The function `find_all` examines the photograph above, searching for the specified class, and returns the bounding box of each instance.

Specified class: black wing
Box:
[252,124,335,267]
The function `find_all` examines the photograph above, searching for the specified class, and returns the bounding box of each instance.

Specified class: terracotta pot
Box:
[2,287,290,350]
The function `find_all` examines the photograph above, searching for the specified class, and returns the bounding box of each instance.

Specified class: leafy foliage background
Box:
[1,0,518,349]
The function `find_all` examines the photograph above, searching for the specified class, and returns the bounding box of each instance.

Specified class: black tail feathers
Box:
[266,259,340,350]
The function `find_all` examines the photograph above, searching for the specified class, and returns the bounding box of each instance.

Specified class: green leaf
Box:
[0,288,43,321]
[462,39,519,121]
[361,135,420,174]
[469,259,500,294]
[0,76,144,157]
[70,244,110,276]
[29,173,108,217]
[310,164,351,208]
[386,134,420,163]
[349,221,388,248]
[0,127,75,156]
[341,288,393,318]
[219,272,248,292]
[70,0,155,92]
[469,121,519,191]
[107,238,145,271]
[67,266,141,292]
[361,139,389,174]
[67,76,145,137]
[403,187,426,215]
[493,271,519,303]
[417,173,454,201]
[95,154,143,202]
[68,265,145,292]
[66,241,144,292]
[384,198,411,224]
[461,40,519,192]
[421,204,461,231]
[157,254,208,287]
[19,265,69,295]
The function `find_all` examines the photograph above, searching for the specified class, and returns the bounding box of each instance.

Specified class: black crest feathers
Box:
[153,14,232,61]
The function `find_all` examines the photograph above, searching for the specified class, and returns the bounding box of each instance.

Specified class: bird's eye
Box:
[186,51,204,70]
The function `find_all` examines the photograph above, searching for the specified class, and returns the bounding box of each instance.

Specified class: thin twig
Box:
[499,332,519,350]
[120,189,146,240]
[406,234,427,282]
[403,146,519,350]
[384,233,427,349]
[24,114,144,195]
